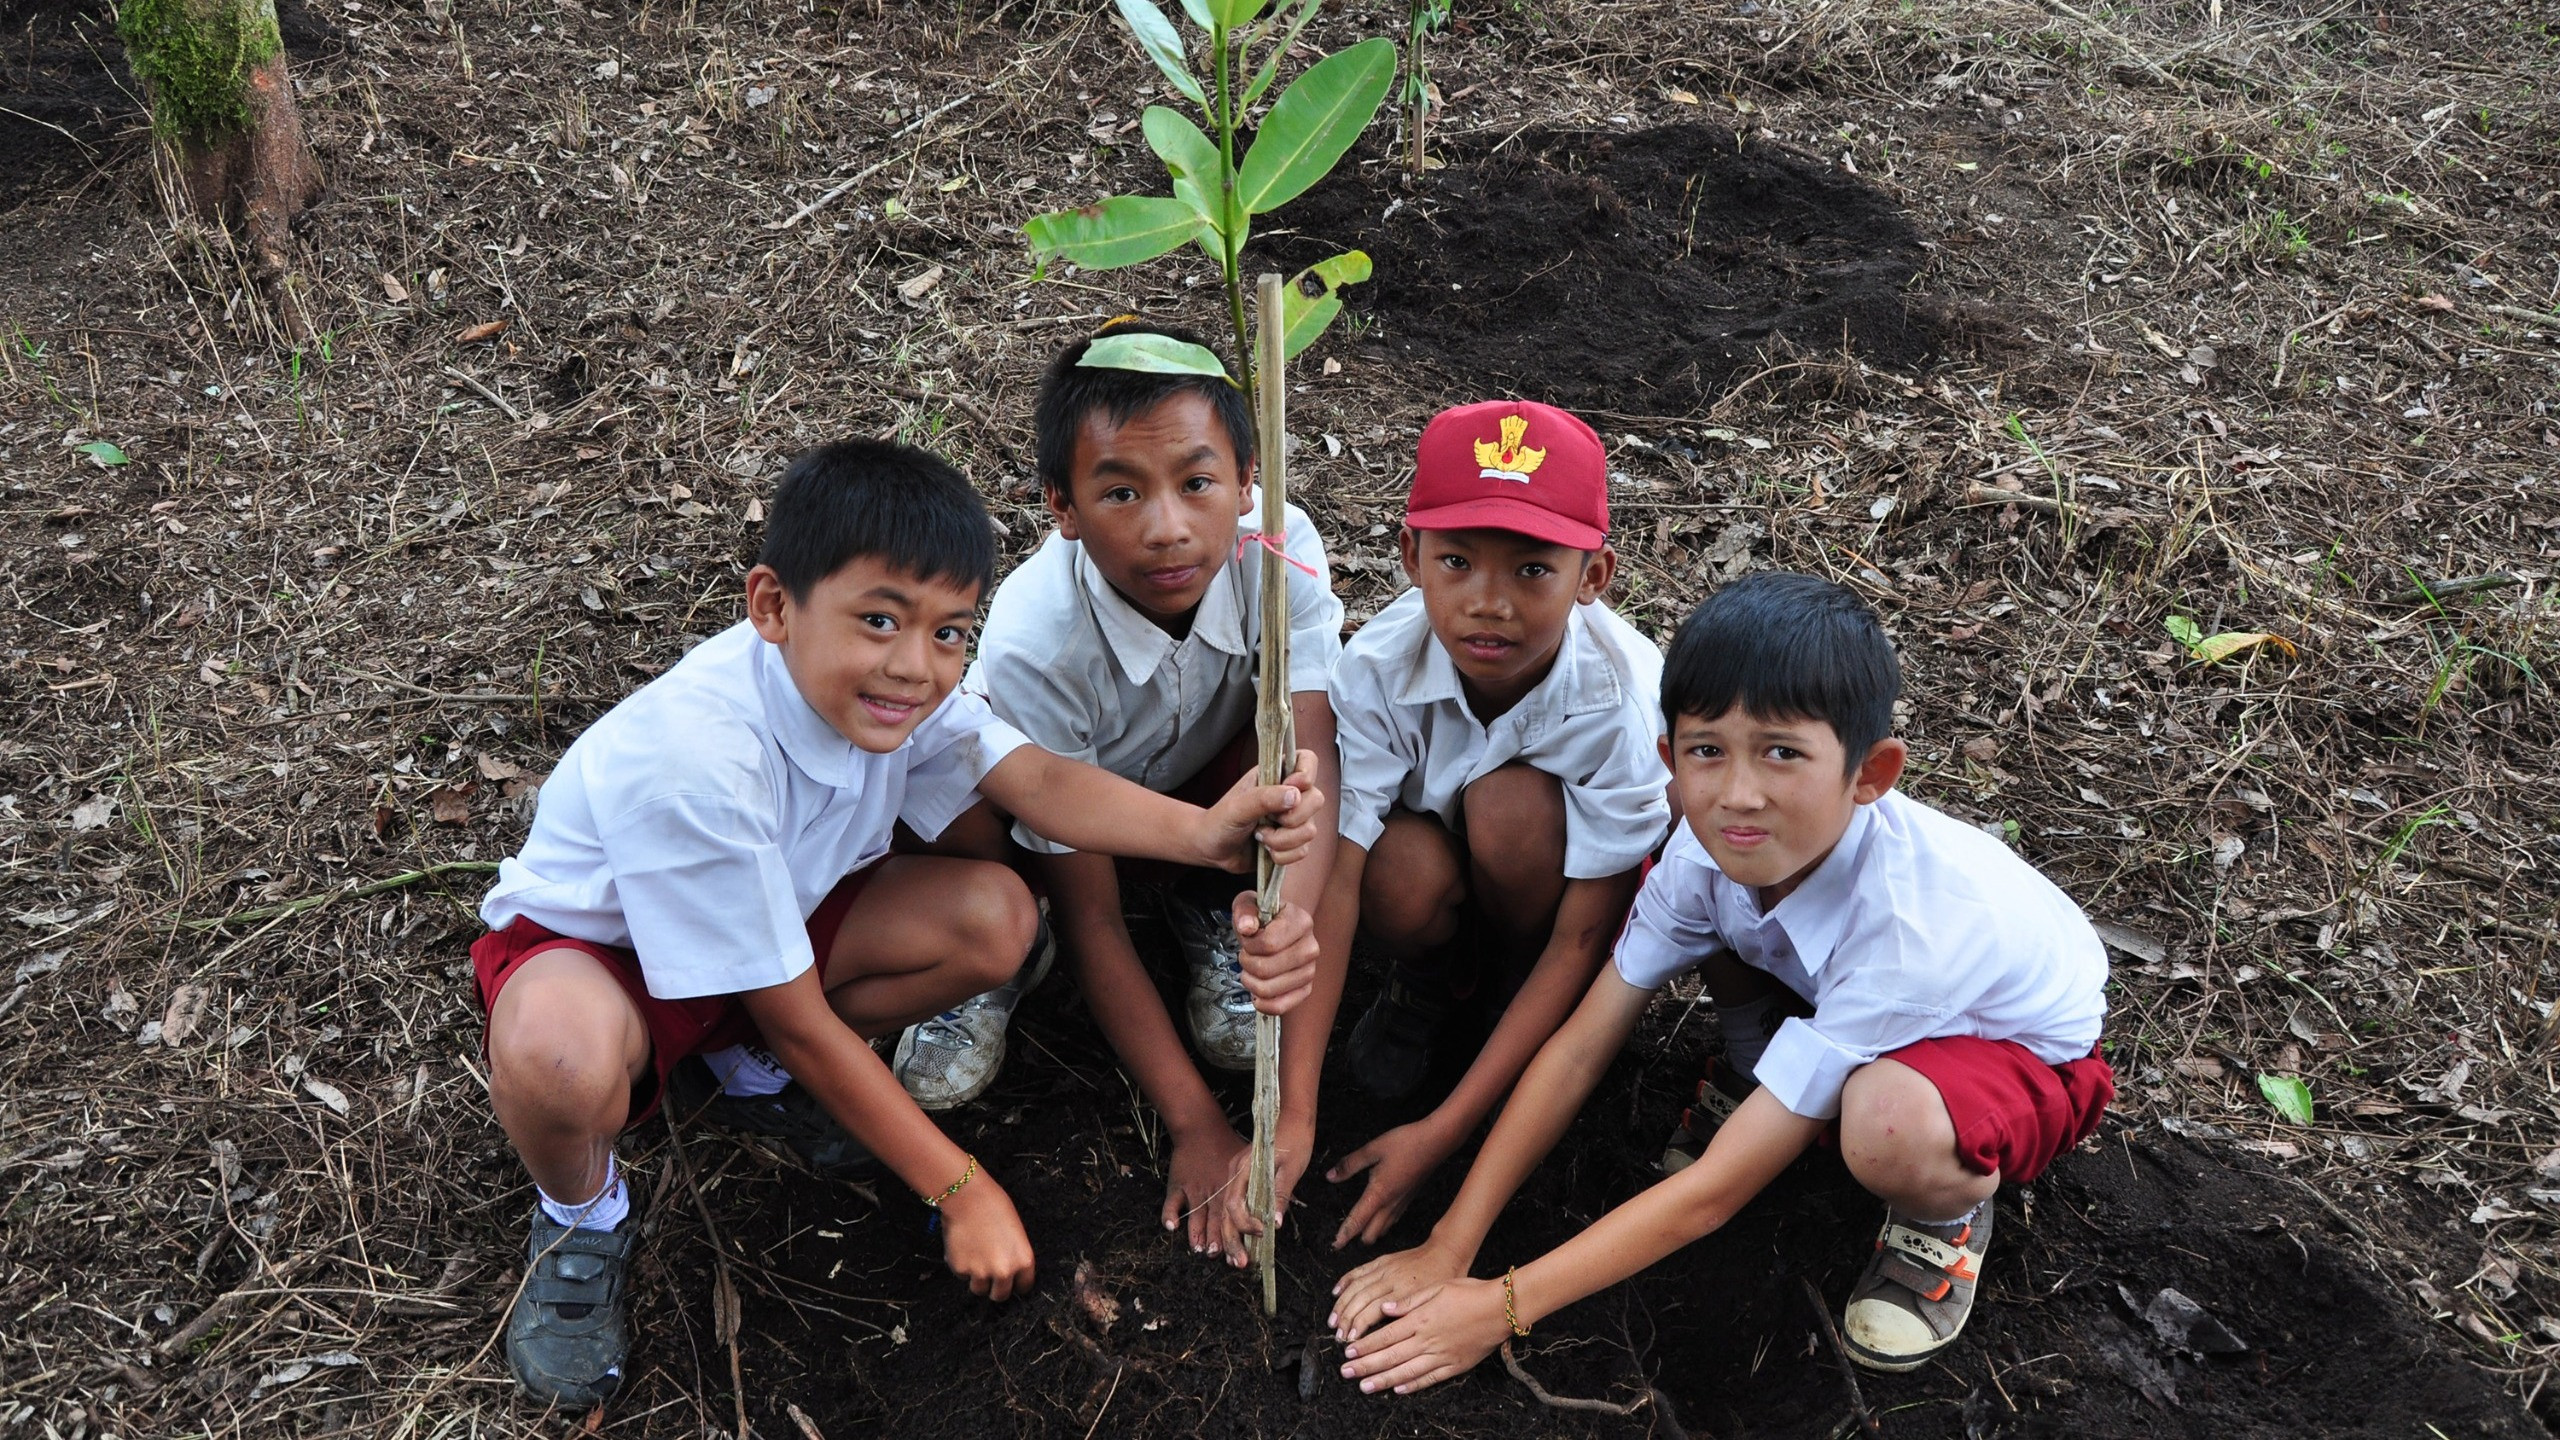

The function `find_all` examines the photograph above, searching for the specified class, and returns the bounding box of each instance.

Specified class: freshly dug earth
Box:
[637,947,2536,1440]
[1265,125,1946,416]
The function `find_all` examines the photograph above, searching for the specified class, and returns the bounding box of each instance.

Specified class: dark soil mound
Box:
[650,947,2537,1440]
[1260,124,1946,417]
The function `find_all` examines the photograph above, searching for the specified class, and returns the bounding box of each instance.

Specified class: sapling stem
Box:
[1246,270,1291,1315]
[1214,23,1254,395]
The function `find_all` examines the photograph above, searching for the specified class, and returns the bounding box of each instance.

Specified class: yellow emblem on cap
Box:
[1473,414,1547,482]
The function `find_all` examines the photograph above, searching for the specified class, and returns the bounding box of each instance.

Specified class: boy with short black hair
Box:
[1329,571,2113,1388]
[894,319,1345,1264]
[474,439,1325,1408]
[1315,400,1672,1250]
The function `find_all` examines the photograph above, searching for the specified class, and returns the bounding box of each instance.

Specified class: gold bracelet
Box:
[1503,1266,1530,1337]
[926,1154,978,1209]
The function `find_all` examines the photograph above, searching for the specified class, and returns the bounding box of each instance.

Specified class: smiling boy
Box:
[1316,400,1670,1250]
[1329,572,2112,1390]
[891,320,1345,1264]
[473,440,1325,1408]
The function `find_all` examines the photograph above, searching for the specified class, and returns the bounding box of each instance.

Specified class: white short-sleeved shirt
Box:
[1614,790,2108,1120]
[1330,590,1671,879]
[480,621,1031,1000]
[966,495,1344,854]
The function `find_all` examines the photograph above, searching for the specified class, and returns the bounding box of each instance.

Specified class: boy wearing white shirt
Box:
[1331,571,2114,1389]
[1315,400,1672,1253]
[895,319,1346,1267]
[473,441,1328,1408]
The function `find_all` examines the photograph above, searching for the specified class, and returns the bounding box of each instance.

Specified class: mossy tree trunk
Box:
[118,0,320,275]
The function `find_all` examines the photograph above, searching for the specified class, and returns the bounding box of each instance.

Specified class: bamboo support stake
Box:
[1247,271,1293,1315]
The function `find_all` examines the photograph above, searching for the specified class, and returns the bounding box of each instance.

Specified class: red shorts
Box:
[470,863,881,1127]
[1888,1035,2115,1184]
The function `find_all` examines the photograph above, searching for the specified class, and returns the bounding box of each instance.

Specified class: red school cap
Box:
[1405,399,1609,550]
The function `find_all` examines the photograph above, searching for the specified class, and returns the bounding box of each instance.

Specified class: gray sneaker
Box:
[506,1208,633,1410]
[1842,1202,1995,1372]
[1165,889,1258,1073]
[893,908,1055,1110]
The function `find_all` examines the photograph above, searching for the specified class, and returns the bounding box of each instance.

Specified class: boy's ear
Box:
[1656,732,1676,775]
[1397,525,1424,587]
[1575,544,1617,604]
[1043,480,1081,542]
[745,564,792,644]
[1236,456,1258,515]
[1851,737,1907,806]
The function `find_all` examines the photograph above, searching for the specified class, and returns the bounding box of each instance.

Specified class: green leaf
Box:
[2256,1073,2314,1126]
[2164,614,2202,650]
[1233,37,1396,216]
[1115,0,1205,107]
[1239,0,1325,109]
[75,440,129,467]
[1277,248,1371,357]
[1206,0,1267,25]
[1141,105,1234,238]
[1025,195,1208,271]
[1176,0,1213,25]
[1078,332,1235,382]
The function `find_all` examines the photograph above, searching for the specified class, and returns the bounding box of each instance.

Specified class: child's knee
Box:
[1360,814,1465,944]
[951,864,1039,989]
[489,985,634,1118]
[1838,1059,1960,1191]
[1460,765,1566,881]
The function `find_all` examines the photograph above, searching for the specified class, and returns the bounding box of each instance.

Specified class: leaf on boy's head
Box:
[1078,331,1234,383]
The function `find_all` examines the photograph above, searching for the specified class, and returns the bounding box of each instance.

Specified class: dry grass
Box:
[2,0,2557,1433]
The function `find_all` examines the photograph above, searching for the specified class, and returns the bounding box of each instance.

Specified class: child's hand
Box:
[1162,1121,1249,1261]
[1338,1275,1509,1395]
[1329,1239,1466,1344]
[1196,749,1324,873]
[1229,895,1319,1015]
[940,1172,1037,1301]
[1219,1114,1316,1266]
[1325,1120,1451,1248]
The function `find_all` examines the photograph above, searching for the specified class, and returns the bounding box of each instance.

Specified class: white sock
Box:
[539,1155,630,1232]
[1715,997,1787,1083]
[702,1043,791,1097]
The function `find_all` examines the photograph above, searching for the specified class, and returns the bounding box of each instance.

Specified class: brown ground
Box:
[4,0,2558,1435]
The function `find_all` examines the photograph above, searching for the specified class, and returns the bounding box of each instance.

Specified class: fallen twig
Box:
[2270,303,2358,390]
[1498,1340,1653,1419]
[1800,1277,1883,1438]
[1964,482,2068,514]
[2387,572,2522,608]
[175,860,499,932]
[771,92,976,229]
[158,1251,322,1358]
[666,1117,749,1440]
[440,364,523,421]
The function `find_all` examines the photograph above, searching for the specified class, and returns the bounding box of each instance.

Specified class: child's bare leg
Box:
[487,949,651,1205]
[896,797,1018,864]
[1358,809,1466,955]
[1458,763,1567,965]
[1838,1058,1999,1221]
[820,855,1037,1038]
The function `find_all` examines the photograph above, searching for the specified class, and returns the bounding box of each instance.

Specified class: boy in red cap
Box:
[1313,399,1672,1250]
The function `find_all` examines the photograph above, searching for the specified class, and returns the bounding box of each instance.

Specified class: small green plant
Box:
[2255,1073,2314,1126]
[2164,614,2296,666]
[1400,0,1451,175]
[1025,0,1395,389]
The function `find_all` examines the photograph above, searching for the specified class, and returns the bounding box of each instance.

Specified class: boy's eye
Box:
[860,613,897,633]
[1438,554,1469,571]
[1688,744,1722,760]
[1101,484,1139,504]
[1182,474,1216,493]
[1519,563,1552,579]
[1766,745,1803,762]
[934,625,969,645]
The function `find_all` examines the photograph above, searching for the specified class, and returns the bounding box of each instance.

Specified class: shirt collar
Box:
[1392,600,1624,721]
[752,632,857,787]
[1071,524,1252,689]
[1761,799,1878,974]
